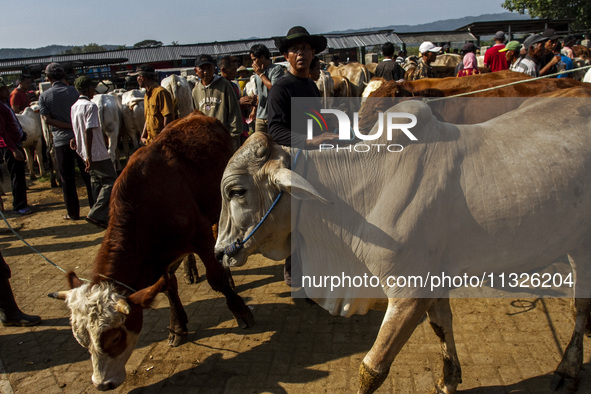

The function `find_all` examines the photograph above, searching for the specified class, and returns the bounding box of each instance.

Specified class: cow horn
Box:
[114,298,131,315]
[47,290,69,300]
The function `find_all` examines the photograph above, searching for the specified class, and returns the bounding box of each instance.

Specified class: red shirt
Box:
[484,44,509,72]
[0,100,24,151]
[9,88,30,112]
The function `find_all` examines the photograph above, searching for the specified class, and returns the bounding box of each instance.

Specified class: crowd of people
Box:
[372,29,585,82]
[0,25,589,326]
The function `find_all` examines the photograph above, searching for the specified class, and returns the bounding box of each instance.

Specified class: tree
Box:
[133,40,163,48]
[64,43,106,55]
[502,0,591,30]
[171,41,179,46]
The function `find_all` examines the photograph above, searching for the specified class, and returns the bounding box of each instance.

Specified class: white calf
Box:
[16,105,46,180]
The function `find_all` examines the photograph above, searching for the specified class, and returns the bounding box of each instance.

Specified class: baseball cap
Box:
[45,62,65,75]
[74,76,98,93]
[523,34,548,50]
[130,64,156,77]
[195,54,215,68]
[499,41,522,53]
[494,31,506,41]
[419,41,442,54]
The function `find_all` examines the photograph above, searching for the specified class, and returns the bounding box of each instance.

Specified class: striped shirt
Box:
[39,81,79,147]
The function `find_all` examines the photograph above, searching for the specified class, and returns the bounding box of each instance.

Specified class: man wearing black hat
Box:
[539,29,563,76]
[132,64,175,145]
[511,34,548,77]
[484,31,508,72]
[268,26,338,149]
[39,62,93,220]
[192,54,243,150]
[268,26,338,287]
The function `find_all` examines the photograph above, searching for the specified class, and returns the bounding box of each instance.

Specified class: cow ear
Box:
[67,272,85,289]
[273,168,331,204]
[127,276,167,309]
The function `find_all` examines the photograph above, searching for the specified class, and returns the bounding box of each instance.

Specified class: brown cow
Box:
[573,44,590,60]
[359,70,591,129]
[49,111,254,391]
[328,62,371,97]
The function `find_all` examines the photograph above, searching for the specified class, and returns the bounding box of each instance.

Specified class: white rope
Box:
[0,210,90,282]
[424,64,591,103]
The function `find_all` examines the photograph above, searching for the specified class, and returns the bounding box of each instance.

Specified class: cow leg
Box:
[551,246,591,392]
[24,147,35,180]
[195,233,254,329]
[359,297,434,393]
[428,298,462,394]
[34,139,46,178]
[163,273,189,347]
[182,254,199,284]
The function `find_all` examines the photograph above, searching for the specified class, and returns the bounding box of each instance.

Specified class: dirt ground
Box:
[0,176,590,393]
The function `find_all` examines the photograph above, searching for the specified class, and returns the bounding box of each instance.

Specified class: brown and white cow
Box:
[49,111,254,391]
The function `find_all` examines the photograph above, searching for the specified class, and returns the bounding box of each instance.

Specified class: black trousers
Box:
[54,145,93,219]
[0,147,27,211]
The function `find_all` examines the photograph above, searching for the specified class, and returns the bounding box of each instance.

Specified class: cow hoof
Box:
[550,372,579,392]
[235,309,255,329]
[183,274,197,285]
[358,361,389,394]
[168,330,187,347]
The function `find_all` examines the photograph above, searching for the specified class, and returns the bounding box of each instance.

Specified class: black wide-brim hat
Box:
[274,26,327,54]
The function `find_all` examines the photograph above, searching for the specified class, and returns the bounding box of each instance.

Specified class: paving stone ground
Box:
[0,179,590,393]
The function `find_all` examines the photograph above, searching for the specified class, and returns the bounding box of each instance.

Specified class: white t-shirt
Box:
[510,57,539,77]
[70,97,111,162]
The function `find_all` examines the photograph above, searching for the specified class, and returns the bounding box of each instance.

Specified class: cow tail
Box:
[97,96,105,135]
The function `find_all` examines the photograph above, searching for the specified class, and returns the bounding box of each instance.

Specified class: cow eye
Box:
[229,189,246,198]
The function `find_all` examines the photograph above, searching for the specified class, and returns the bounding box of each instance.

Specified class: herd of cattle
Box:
[26,59,591,393]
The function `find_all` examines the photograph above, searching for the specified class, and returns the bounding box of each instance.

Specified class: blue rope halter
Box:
[223,149,303,258]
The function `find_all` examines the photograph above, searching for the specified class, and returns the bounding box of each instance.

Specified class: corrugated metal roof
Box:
[325,31,402,49]
[397,31,477,44]
[0,29,479,72]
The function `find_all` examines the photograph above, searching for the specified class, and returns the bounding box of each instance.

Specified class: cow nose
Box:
[96,381,116,391]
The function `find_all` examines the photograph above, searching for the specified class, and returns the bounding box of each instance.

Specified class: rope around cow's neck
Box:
[424,64,591,103]
[223,149,304,258]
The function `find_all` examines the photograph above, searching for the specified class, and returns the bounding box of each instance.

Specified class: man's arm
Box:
[42,113,72,130]
[84,127,93,171]
[540,54,560,76]
[225,83,243,137]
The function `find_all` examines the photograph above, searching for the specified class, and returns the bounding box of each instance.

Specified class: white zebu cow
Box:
[120,89,145,156]
[161,74,193,119]
[92,94,123,170]
[215,98,591,393]
[16,105,46,180]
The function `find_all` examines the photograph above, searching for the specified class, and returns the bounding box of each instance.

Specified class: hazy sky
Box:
[2,1,511,49]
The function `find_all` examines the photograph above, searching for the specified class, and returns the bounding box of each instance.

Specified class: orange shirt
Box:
[144,83,175,144]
